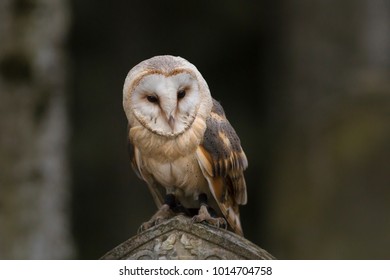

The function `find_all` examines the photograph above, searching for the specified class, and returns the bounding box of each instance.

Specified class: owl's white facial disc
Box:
[130,72,200,137]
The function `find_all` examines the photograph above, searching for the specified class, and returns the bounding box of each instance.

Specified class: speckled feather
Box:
[196,99,248,235]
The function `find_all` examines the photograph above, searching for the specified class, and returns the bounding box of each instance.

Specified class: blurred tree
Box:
[0,0,74,258]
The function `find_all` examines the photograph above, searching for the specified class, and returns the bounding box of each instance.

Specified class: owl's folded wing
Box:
[196,99,248,235]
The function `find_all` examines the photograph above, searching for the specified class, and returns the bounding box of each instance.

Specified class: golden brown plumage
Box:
[196,100,247,235]
[123,55,248,235]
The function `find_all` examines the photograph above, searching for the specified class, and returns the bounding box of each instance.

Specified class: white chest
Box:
[142,153,208,200]
[130,117,210,205]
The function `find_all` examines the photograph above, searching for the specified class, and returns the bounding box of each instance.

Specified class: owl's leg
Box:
[192,193,227,229]
[139,194,176,232]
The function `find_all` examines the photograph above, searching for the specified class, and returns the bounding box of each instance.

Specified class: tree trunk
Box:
[0,0,73,259]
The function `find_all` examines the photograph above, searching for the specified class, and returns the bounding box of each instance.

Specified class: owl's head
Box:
[123,56,212,137]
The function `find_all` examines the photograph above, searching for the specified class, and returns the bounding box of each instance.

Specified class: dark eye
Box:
[177,89,186,99]
[146,95,158,103]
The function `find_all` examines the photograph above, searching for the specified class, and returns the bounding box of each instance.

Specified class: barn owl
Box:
[123,55,248,236]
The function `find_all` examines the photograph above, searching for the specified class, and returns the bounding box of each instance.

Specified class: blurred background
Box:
[1,0,389,259]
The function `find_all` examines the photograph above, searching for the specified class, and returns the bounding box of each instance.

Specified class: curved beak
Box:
[167,114,175,130]
[161,95,176,131]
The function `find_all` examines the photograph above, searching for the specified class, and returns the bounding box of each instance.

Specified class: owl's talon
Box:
[192,204,227,230]
[219,217,228,229]
[138,221,153,233]
[138,204,174,233]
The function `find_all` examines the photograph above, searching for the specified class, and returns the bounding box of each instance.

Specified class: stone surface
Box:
[100,215,274,260]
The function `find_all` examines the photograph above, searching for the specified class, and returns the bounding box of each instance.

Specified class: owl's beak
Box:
[162,100,176,131]
[167,114,175,130]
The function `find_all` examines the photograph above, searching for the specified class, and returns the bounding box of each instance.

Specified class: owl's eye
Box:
[146,95,158,103]
[177,90,186,100]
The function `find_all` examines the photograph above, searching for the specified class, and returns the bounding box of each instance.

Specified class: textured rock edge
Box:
[100,215,275,260]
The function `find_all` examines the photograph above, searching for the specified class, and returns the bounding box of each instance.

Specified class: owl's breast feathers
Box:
[129,114,207,162]
[128,110,209,201]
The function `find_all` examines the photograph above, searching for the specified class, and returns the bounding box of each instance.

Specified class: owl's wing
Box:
[196,99,248,236]
[128,125,165,209]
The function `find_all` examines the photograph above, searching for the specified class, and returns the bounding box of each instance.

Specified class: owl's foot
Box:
[192,193,227,229]
[192,204,227,229]
[138,204,175,233]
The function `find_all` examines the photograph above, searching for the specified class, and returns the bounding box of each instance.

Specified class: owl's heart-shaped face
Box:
[130,72,200,137]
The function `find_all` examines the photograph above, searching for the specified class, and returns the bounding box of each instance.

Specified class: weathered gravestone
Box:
[101,215,274,260]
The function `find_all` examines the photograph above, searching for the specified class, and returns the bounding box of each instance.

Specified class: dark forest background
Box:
[1,0,389,259]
